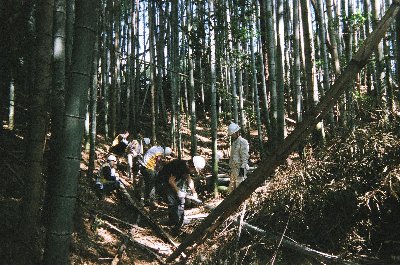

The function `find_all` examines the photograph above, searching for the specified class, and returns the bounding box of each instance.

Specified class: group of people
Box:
[95,122,249,234]
[109,131,151,179]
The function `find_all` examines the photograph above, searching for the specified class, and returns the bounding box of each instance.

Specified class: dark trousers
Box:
[95,181,120,199]
[141,167,156,202]
[166,187,185,229]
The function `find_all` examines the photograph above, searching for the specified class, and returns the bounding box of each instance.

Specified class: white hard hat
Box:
[163,147,172,156]
[228,123,240,135]
[192,156,206,170]
[107,154,117,162]
[143,137,150,145]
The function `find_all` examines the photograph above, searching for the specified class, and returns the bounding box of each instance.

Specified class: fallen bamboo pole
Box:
[233,220,358,265]
[103,220,166,264]
[118,185,178,247]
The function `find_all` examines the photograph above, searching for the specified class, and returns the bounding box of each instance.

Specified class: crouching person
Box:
[158,156,206,234]
[95,154,122,199]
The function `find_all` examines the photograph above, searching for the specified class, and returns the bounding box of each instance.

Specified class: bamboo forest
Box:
[1,0,400,264]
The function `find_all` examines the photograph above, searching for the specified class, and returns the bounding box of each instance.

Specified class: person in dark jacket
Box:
[95,154,121,198]
[109,131,129,156]
[158,156,205,233]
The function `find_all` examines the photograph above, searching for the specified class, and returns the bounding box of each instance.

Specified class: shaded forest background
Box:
[1,0,400,264]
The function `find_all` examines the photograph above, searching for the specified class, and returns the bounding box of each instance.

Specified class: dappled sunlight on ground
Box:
[97,228,118,244]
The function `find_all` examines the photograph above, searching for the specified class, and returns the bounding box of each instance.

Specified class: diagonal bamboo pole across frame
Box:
[167,1,400,262]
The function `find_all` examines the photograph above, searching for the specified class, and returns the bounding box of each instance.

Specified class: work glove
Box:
[239,168,245,178]
[177,190,186,199]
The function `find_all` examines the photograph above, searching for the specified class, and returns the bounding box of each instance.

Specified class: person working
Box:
[227,122,249,192]
[158,156,206,234]
[109,131,129,156]
[95,154,122,199]
[123,133,151,179]
[125,139,141,179]
[134,132,151,156]
[140,145,172,206]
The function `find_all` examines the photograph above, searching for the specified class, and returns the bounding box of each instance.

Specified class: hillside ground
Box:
[2,113,400,264]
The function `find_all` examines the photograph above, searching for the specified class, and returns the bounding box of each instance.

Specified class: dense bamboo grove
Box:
[0,0,399,263]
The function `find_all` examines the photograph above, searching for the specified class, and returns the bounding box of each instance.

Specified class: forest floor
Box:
[2,112,400,264]
[70,130,227,265]
[0,117,239,264]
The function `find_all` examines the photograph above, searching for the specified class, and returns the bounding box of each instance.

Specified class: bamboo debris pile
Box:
[189,119,400,264]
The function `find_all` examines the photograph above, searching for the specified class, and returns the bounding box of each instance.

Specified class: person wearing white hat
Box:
[95,154,122,199]
[157,156,206,233]
[227,122,249,192]
[140,145,172,206]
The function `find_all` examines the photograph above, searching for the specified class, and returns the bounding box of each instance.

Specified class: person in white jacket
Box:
[126,136,151,179]
[227,123,249,192]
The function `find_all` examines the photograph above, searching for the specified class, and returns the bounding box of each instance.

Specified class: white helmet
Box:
[107,154,117,162]
[163,147,172,156]
[143,137,150,145]
[228,123,240,135]
[192,156,206,170]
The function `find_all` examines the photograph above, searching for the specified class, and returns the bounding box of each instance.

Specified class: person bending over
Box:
[158,156,206,233]
[140,145,172,206]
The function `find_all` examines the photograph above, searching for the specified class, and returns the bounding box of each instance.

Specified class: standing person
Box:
[95,155,121,199]
[227,122,249,192]
[140,145,172,205]
[126,135,151,179]
[158,156,206,234]
[125,139,140,179]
